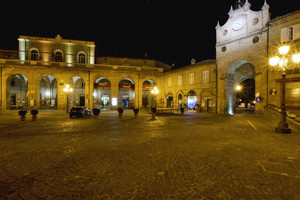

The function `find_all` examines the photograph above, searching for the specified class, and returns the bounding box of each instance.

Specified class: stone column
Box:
[57,83,67,111]
[27,80,38,110]
[110,79,119,110]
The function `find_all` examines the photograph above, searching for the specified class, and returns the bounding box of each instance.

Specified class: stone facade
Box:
[163,60,217,112]
[0,1,299,115]
[216,0,270,114]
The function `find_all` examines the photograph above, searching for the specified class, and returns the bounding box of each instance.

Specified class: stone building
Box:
[267,11,300,109]
[216,0,300,114]
[216,0,270,114]
[163,60,217,112]
[0,0,299,115]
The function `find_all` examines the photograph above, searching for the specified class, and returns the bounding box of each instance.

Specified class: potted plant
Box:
[180,107,185,116]
[31,109,38,121]
[18,110,27,121]
[117,107,124,118]
[92,108,101,119]
[133,108,139,118]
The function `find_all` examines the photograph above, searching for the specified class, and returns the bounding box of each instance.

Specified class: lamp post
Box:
[63,84,73,113]
[269,45,300,133]
[150,87,159,120]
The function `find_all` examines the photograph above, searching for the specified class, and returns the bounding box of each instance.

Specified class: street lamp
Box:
[150,87,159,119]
[235,84,242,91]
[269,45,300,133]
[63,84,73,113]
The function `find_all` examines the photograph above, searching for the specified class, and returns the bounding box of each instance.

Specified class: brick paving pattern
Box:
[0,110,300,199]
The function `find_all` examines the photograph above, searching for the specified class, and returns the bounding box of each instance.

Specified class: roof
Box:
[18,35,95,45]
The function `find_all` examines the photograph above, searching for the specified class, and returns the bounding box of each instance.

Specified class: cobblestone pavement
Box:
[0,110,300,199]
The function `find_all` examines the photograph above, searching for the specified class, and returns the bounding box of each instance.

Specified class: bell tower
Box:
[234,0,245,10]
[215,0,270,114]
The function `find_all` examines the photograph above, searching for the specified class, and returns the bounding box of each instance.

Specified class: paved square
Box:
[0,110,300,199]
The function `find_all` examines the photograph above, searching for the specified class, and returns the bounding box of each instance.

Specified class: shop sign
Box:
[119,84,135,90]
[142,85,154,90]
[94,82,111,89]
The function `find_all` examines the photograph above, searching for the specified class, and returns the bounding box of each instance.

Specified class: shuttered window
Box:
[203,70,209,83]
[189,73,194,85]
[168,77,172,87]
[178,75,182,86]
[281,24,300,43]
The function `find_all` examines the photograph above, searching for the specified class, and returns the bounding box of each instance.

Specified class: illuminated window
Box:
[78,52,86,63]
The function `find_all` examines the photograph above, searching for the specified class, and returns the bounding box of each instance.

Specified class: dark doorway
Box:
[80,94,85,106]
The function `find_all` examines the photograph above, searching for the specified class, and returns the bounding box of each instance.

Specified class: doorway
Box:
[80,94,85,106]
[122,96,129,108]
[225,60,255,115]
[187,96,197,110]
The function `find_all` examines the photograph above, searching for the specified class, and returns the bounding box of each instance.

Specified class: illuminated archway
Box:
[225,60,255,115]
[67,76,85,108]
[6,74,28,110]
[40,75,57,109]
[93,77,111,110]
[187,90,197,111]
[142,79,155,108]
[119,78,135,109]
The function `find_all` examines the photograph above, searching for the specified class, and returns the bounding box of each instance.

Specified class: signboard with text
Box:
[94,82,111,89]
[119,84,135,90]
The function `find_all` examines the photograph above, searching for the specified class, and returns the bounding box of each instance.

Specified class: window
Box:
[289,27,294,41]
[168,77,172,87]
[78,52,86,63]
[30,49,39,61]
[203,70,209,83]
[54,50,63,62]
[281,24,300,43]
[189,72,194,85]
[178,75,182,86]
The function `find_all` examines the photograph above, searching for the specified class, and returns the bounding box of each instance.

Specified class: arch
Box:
[93,77,111,110]
[142,79,156,107]
[166,92,173,108]
[187,90,197,111]
[6,74,28,110]
[178,92,183,109]
[53,49,64,62]
[119,78,135,109]
[29,48,39,61]
[119,78,135,85]
[67,76,85,108]
[39,75,57,109]
[225,60,255,115]
[77,51,86,63]
[200,89,214,113]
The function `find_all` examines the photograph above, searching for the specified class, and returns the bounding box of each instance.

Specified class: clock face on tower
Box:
[232,18,246,31]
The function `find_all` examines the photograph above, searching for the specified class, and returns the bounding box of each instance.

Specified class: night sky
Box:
[1,0,299,67]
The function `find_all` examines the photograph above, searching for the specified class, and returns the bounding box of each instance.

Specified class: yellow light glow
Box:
[235,85,242,91]
[269,56,280,66]
[63,88,67,92]
[279,45,290,55]
[151,86,159,94]
[279,58,287,67]
[66,84,70,88]
[292,54,300,63]
[69,88,73,92]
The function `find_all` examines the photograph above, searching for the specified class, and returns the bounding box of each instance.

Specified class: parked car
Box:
[69,107,91,118]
